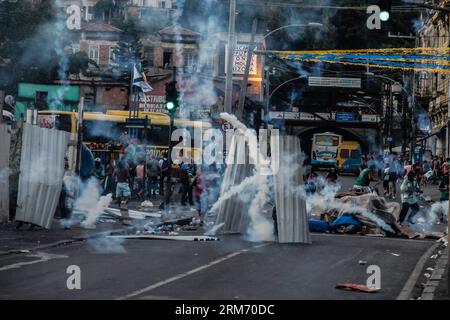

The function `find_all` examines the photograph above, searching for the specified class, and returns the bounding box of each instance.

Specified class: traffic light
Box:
[378,0,391,21]
[164,81,179,114]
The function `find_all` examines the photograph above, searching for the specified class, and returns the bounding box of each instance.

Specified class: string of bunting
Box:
[254,48,450,73]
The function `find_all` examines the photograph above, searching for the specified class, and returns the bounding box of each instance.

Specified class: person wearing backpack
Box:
[180,162,194,206]
[146,157,160,198]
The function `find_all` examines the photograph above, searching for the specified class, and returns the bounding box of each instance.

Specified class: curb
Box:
[0,228,127,257]
[419,245,448,300]
[397,242,440,300]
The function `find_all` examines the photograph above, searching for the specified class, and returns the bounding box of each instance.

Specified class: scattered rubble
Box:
[335,283,380,293]
[310,193,447,240]
[107,235,219,241]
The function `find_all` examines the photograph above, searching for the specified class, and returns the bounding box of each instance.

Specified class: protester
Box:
[398,171,421,225]
[192,168,205,217]
[353,165,374,193]
[135,160,145,199]
[146,157,160,198]
[438,164,450,223]
[159,153,169,196]
[326,167,338,184]
[388,164,398,199]
[102,162,116,196]
[180,162,194,206]
[94,158,105,180]
[383,163,390,197]
[114,159,131,206]
[159,159,181,210]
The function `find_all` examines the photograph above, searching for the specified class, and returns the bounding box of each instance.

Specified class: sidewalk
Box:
[0,194,199,255]
[0,219,125,255]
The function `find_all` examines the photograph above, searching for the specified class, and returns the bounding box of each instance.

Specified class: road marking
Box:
[117,243,269,300]
[0,252,68,272]
[396,242,440,300]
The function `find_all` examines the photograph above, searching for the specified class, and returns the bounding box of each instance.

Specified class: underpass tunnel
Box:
[296,127,369,161]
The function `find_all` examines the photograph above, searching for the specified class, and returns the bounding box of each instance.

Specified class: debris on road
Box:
[107,235,220,241]
[335,283,380,293]
[358,260,367,265]
[140,200,154,208]
[205,222,225,236]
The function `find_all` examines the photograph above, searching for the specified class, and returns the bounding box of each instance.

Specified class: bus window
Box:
[83,120,126,143]
[54,114,72,132]
[351,149,360,158]
[144,125,171,146]
[37,114,72,133]
[340,149,349,158]
[315,135,340,146]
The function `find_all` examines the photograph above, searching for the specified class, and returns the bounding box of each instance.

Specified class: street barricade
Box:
[0,123,11,222]
[15,124,69,228]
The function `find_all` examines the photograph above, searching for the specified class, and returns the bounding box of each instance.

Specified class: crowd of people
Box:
[90,147,224,218]
[303,153,450,226]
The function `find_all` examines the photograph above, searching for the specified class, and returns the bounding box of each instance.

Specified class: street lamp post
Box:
[364,72,411,154]
[260,22,323,126]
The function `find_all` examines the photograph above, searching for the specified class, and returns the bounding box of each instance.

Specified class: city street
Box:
[2,0,450,305]
[0,232,436,300]
[0,175,445,300]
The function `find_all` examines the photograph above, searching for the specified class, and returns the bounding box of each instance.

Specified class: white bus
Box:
[311,132,343,169]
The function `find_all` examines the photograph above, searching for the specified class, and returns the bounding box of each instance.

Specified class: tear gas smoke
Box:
[87,236,126,254]
[72,178,112,228]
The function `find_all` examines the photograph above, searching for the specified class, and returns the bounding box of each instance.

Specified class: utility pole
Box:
[224,0,236,114]
[389,84,393,153]
[75,97,85,176]
[0,90,4,124]
[263,63,270,128]
[236,17,258,121]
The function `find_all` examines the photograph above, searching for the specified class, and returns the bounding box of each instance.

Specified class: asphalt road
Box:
[0,232,434,300]
[0,175,441,300]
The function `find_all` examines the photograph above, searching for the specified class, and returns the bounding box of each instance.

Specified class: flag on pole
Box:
[132,64,153,93]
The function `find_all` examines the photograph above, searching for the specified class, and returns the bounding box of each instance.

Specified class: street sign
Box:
[268,111,284,119]
[336,112,356,122]
[308,77,361,88]
[284,112,300,120]
[126,118,148,128]
[299,112,315,121]
[386,136,393,142]
[361,114,379,122]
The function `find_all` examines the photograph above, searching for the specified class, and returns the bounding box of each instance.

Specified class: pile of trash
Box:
[308,193,446,239]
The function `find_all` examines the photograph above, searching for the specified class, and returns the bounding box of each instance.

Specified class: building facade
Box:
[417,0,450,156]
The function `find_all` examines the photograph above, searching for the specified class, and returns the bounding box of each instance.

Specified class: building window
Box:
[35,91,48,110]
[158,1,166,8]
[109,47,115,65]
[163,50,172,69]
[145,48,155,67]
[84,6,93,21]
[89,45,99,64]
[184,50,195,68]
[72,43,80,54]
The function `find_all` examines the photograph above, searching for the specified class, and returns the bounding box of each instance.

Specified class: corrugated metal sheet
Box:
[15,124,69,229]
[0,124,11,222]
[215,134,253,233]
[271,135,311,244]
